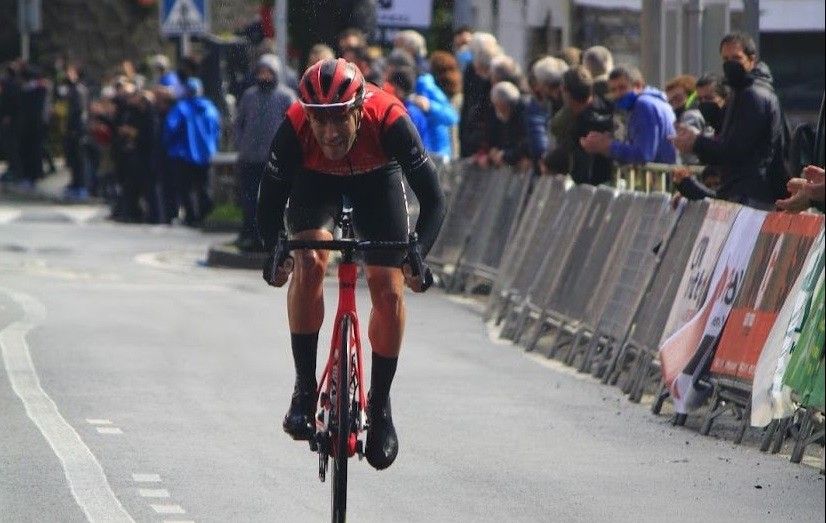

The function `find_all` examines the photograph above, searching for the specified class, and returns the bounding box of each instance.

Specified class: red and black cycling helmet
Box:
[298,58,366,112]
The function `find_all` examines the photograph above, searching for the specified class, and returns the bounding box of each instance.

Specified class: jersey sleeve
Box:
[380,114,446,257]
[256,119,302,250]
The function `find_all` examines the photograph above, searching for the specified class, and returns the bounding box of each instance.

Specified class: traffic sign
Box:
[160,0,210,36]
[376,0,432,28]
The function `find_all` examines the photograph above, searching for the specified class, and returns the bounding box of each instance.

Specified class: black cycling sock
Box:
[291,332,319,391]
[370,353,398,408]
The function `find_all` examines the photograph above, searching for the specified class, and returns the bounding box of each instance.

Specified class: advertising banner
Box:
[659,208,767,413]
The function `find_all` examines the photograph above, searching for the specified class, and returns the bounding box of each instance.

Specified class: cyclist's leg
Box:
[350,166,409,469]
[282,171,341,440]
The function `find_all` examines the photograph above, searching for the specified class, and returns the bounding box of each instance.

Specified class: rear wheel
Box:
[331,315,351,523]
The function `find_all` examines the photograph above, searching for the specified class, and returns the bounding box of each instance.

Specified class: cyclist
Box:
[257,58,446,470]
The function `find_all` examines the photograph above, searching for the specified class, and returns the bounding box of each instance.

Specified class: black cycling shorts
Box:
[286,165,410,266]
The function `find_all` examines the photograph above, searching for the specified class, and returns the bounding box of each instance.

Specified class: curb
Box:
[205,243,268,270]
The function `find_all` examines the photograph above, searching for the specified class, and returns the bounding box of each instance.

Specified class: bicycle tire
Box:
[331,315,351,523]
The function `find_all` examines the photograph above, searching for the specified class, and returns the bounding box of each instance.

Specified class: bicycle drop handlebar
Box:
[267,232,431,289]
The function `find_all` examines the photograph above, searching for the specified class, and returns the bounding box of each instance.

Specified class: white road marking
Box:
[132,473,162,483]
[96,427,124,435]
[152,504,187,515]
[0,286,134,523]
[163,520,195,523]
[139,488,171,498]
[86,418,113,425]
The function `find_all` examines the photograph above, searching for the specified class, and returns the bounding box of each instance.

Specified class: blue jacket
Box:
[610,87,676,164]
[524,97,550,160]
[416,73,459,158]
[403,99,430,147]
[164,96,221,166]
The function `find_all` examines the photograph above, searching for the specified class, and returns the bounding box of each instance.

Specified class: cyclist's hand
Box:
[402,263,433,293]
[263,254,294,287]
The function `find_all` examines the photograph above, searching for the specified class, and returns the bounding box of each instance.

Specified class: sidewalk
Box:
[0,160,103,204]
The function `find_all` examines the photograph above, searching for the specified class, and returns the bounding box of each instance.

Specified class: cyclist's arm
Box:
[256,120,301,250]
[381,114,446,256]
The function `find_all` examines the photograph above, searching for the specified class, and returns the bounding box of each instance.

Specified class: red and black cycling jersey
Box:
[257,83,446,255]
[285,84,408,175]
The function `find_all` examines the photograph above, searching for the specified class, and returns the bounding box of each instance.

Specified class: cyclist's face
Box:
[307,107,360,160]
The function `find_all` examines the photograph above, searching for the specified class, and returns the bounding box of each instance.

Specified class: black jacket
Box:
[689,62,783,206]
[459,63,496,157]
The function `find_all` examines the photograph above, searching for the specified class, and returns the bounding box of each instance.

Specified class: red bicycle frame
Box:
[316,260,367,458]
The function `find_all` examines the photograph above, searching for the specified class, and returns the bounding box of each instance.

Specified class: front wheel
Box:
[331,315,351,523]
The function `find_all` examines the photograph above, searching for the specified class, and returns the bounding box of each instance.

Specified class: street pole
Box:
[743,0,760,40]
[275,0,288,60]
[182,32,191,57]
[685,0,703,75]
[20,31,30,61]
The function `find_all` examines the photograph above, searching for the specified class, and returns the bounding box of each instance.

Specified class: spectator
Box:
[545,66,613,185]
[694,73,728,134]
[393,31,458,161]
[121,59,146,90]
[62,63,90,200]
[582,45,614,106]
[665,74,697,120]
[383,49,416,97]
[557,46,582,68]
[580,64,677,165]
[307,43,335,68]
[490,55,526,92]
[675,73,728,166]
[387,67,429,143]
[531,56,568,118]
[460,32,501,159]
[150,54,182,96]
[18,64,49,189]
[429,50,463,159]
[453,26,474,71]
[163,78,221,226]
[1,61,22,182]
[233,54,296,251]
[337,27,367,56]
[672,32,785,209]
[150,86,177,223]
[114,89,155,222]
[489,81,545,170]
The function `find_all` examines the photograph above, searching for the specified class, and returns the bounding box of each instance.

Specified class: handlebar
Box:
[267,232,431,289]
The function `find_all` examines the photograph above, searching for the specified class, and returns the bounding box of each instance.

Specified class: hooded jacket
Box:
[416,72,459,158]
[609,86,677,165]
[163,78,221,166]
[686,62,783,206]
[235,55,296,164]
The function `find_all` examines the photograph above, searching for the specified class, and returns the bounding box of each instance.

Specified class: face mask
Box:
[614,91,638,111]
[723,60,748,89]
[698,101,725,131]
[257,79,276,91]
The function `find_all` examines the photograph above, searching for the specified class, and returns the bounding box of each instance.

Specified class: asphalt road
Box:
[1,204,824,522]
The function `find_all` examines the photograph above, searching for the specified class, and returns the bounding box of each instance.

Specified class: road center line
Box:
[0,286,134,523]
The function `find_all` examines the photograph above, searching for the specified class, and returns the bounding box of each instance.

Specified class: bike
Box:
[269,210,429,523]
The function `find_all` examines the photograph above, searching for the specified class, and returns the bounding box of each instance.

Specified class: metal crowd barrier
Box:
[615,163,705,193]
[431,159,826,467]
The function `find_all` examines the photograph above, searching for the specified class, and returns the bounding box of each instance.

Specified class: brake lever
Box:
[268,232,290,284]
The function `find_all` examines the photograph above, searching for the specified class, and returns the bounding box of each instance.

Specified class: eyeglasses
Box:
[302,97,359,124]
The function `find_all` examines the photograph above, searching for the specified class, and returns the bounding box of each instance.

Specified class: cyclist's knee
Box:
[293,250,327,286]
[366,270,405,316]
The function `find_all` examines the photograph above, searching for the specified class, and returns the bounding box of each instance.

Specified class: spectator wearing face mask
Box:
[580,64,676,166]
[233,54,296,251]
[672,32,785,210]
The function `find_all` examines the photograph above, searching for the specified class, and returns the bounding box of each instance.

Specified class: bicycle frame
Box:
[315,258,368,459]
